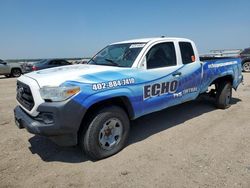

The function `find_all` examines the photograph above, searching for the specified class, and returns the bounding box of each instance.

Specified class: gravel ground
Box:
[0,73,249,188]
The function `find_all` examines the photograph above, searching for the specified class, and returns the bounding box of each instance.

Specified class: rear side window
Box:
[179,42,195,64]
[146,42,177,69]
[48,60,56,65]
[50,60,63,65]
[56,60,64,65]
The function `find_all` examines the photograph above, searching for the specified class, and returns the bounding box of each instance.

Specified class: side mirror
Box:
[191,55,196,62]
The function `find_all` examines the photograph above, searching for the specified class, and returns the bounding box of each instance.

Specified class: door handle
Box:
[172,72,182,77]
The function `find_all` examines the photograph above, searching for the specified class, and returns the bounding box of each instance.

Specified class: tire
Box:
[242,61,250,72]
[79,106,130,160]
[215,81,232,109]
[11,68,22,77]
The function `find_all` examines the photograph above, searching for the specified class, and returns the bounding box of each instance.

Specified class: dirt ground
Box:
[0,73,249,188]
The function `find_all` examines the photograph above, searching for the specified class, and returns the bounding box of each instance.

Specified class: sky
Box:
[0,0,249,59]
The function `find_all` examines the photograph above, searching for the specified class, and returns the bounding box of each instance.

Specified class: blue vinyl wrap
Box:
[61,58,242,119]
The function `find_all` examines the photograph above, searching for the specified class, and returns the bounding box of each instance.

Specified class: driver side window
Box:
[146,42,176,69]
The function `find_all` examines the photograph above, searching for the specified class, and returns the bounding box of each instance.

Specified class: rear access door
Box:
[175,41,202,102]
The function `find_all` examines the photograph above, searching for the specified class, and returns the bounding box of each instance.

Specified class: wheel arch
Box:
[241,58,250,64]
[85,96,135,119]
[77,96,134,142]
[210,74,234,88]
[11,67,22,74]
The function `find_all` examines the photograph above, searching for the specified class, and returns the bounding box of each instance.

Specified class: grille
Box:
[16,81,34,111]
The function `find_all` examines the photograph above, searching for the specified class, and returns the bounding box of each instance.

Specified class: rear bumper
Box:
[14,99,87,146]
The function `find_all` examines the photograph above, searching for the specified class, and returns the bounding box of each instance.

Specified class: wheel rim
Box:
[243,62,250,72]
[225,87,232,105]
[98,118,123,151]
[12,69,21,77]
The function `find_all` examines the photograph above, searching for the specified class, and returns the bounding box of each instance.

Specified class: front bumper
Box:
[14,99,87,146]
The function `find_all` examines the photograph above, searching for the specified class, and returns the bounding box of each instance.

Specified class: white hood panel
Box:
[24,64,119,87]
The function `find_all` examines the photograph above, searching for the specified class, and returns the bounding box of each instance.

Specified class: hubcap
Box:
[243,62,250,72]
[13,69,21,77]
[98,118,123,150]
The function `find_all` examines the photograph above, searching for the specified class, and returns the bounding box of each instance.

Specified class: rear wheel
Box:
[79,106,130,160]
[11,68,22,77]
[215,81,232,109]
[242,61,250,72]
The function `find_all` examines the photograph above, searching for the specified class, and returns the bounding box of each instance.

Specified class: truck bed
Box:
[200,56,238,61]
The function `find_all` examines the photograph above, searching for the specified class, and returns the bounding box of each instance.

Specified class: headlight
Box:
[40,86,80,102]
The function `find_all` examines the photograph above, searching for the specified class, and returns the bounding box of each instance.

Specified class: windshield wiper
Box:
[105,58,119,66]
[89,58,126,67]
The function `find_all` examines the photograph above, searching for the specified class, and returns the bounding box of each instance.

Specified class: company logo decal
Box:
[173,87,198,98]
[208,61,237,68]
[143,80,178,100]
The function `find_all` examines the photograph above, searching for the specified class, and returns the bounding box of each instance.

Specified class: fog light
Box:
[41,113,54,124]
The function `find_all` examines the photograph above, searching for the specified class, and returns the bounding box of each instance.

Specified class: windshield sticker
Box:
[92,78,135,91]
[129,44,146,49]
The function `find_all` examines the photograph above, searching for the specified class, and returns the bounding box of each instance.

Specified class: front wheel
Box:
[11,68,22,77]
[215,81,232,109]
[80,106,130,160]
[242,61,250,72]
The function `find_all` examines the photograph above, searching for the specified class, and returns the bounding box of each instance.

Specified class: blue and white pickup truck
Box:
[14,37,243,159]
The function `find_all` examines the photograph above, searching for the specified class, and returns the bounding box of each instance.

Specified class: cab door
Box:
[177,42,202,102]
[138,42,184,115]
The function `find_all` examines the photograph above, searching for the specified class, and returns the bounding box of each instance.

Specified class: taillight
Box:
[32,66,37,71]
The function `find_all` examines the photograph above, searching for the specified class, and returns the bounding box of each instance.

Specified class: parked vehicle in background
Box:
[201,48,250,72]
[77,60,89,64]
[0,59,23,77]
[206,49,242,58]
[24,59,71,72]
[72,59,90,64]
[239,48,250,72]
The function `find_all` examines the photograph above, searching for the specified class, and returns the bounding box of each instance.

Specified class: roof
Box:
[112,37,191,45]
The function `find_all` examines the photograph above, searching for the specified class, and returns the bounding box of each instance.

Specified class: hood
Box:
[24,64,134,87]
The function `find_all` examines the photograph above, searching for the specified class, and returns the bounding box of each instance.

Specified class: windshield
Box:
[88,43,146,67]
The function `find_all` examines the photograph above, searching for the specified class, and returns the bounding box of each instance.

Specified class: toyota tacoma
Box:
[14,37,243,159]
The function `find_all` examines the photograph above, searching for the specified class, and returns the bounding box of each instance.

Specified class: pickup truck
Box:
[0,59,23,77]
[14,37,243,159]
